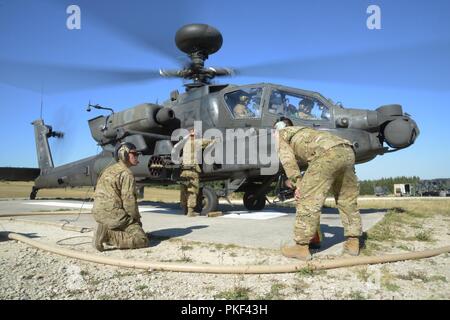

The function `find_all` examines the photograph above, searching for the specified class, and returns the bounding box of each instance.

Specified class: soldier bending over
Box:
[275,118,362,260]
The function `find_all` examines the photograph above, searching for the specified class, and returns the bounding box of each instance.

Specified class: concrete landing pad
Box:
[0,199,386,256]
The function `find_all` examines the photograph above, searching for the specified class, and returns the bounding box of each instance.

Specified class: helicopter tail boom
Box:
[31,119,63,172]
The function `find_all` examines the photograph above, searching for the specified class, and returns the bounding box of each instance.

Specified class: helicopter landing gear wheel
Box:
[30,187,38,200]
[243,191,266,211]
[196,186,218,216]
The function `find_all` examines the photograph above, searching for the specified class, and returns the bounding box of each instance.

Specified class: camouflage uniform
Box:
[233,103,250,118]
[180,136,212,215]
[92,161,148,249]
[278,126,362,245]
[297,111,314,120]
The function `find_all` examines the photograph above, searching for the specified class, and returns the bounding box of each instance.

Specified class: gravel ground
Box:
[0,212,449,300]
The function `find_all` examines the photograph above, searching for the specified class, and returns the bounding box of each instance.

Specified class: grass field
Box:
[0,181,181,203]
[2,181,450,207]
[326,197,450,215]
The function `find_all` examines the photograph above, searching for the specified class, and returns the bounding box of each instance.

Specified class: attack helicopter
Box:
[25,24,419,214]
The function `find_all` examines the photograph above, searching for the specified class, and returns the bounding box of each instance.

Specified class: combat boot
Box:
[343,237,360,256]
[281,244,312,261]
[309,231,321,249]
[187,210,200,217]
[93,223,108,252]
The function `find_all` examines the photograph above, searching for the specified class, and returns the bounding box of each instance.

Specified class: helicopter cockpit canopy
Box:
[218,84,333,128]
[224,87,263,119]
[268,89,331,121]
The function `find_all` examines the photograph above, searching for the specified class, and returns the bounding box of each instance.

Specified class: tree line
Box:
[359,176,421,195]
[152,175,428,196]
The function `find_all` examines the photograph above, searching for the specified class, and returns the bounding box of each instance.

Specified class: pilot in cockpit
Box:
[270,93,285,115]
[233,95,251,119]
[297,98,314,120]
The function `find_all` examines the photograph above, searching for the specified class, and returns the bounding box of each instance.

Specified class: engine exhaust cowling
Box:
[88,103,177,145]
[156,107,176,125]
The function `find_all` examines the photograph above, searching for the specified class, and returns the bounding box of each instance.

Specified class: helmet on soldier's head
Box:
[299,98,312,106]
[114,142,137,162]
[299,98,313,111]
[274,121,287,131]
[239,95,249,103]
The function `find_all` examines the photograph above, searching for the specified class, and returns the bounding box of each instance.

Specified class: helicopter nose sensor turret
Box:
[376,104,420,149]
[383,117,419,148]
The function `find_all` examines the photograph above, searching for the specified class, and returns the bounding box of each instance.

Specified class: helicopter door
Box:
[222,87,264,128]
[209,86,266,171]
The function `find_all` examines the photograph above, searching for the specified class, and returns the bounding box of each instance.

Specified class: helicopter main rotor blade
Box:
[0,59,161,93]
[63,0,207,64]
[237,42,450,92]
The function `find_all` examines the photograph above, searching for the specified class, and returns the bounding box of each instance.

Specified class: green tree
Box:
[359,176,421,195]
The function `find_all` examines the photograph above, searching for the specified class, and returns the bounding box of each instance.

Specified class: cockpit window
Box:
[268,90,330,121]
[224,87,263,119]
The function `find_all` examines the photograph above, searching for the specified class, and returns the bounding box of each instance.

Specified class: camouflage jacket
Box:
[278,126,352,187]
[233,103,250,118]
[297,111,314,120]
[92,161,140,229]
[181,136,213,173]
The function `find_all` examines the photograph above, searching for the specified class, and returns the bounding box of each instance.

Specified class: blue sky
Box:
[0,0,449,180]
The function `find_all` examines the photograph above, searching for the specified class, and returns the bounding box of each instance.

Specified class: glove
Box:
[295,188,301,201]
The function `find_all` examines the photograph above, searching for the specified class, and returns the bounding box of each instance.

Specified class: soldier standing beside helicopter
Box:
[92,142,149,251]
[180,128,213,217]
[274,118,362,260]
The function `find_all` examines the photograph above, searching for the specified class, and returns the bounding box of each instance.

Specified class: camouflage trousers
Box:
[180,170,200,215]
[294,145,362,244]
[102,221,149,249]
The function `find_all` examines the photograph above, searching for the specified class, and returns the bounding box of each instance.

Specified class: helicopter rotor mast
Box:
[159,24,234,86]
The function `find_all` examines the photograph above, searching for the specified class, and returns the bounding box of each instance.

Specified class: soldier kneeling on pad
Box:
[92,142,149,252]
[274,118,363,261]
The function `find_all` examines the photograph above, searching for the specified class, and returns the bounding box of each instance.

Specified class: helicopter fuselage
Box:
[31,82,419,212]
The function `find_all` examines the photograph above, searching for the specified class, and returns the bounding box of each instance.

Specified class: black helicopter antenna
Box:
[86,101,115,114]
[159,24,234,88]
[40,85,44,119]
[40,92,43,119]
[87,101,115,133]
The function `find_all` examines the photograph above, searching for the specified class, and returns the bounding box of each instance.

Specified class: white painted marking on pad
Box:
[221,211,287,220]
[137,207,171,213]
[24,201,93,209]
[23,202,167,213]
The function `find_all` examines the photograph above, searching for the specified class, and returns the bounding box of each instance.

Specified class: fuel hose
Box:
[5,232,449,274]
